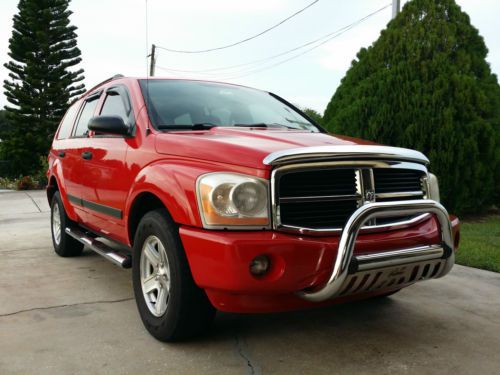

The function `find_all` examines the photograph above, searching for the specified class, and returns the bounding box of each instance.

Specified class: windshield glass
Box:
[139,79,319,132]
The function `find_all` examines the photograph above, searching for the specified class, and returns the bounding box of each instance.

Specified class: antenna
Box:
[144,0,151,135]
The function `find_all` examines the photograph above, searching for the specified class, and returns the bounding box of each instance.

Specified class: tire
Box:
[50,191,84,257]
[132,209,215,342]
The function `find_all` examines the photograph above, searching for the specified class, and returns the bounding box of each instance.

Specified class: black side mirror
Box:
[88,116,130,136]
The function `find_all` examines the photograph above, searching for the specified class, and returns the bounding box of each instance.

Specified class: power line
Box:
[155,4,391,79]
[155,0,320,54]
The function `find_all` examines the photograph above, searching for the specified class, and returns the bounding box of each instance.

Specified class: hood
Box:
[154,127,378,169]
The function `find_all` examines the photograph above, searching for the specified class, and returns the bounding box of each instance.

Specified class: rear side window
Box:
[100,94,128,123]
[57,102,80,139]
[73,98,99,137]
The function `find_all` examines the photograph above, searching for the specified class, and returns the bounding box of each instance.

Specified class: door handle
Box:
[58,151,66,158]
[81,151,93,160]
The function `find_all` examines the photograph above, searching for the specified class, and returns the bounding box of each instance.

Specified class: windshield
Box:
[139,79,319,132]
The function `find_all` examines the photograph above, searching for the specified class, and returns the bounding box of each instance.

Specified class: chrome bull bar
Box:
[298,199,454,302]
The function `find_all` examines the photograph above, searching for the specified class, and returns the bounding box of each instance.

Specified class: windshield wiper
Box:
[233,123,295,129]
[157,123,218,130]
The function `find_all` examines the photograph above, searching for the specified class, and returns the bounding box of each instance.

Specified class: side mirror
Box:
[88,116,130,136]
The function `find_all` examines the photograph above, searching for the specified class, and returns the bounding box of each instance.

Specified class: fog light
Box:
[249,255,270,276]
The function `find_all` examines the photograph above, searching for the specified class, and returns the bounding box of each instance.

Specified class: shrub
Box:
[17,176,35,190]
[323,0,500,215]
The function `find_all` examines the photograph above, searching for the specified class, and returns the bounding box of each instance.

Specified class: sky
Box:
[0,0,499,113]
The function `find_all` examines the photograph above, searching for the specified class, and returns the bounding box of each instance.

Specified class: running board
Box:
[65,227,132,268]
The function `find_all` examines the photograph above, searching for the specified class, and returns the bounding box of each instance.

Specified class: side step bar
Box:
[65,227,132,268]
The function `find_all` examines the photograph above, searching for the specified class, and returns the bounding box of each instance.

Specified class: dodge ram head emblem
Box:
[365,189,376,202]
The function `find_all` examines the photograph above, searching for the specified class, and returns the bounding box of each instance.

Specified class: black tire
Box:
[50,191,84,257]
[132,209,215,342]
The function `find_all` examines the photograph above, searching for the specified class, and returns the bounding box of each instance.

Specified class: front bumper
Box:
[180,200,460,313]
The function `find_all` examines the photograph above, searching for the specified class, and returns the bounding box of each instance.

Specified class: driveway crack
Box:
[24,192,42,212]
[235,332,261,375]
[0,297,134,317]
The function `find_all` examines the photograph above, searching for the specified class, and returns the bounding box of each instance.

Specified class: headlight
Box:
[426,173,440,202]
[196,173,270,229]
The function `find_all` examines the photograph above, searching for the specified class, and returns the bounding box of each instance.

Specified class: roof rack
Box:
[84,74,125,96]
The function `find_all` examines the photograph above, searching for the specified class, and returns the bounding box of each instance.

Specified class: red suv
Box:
[47,76,460,341]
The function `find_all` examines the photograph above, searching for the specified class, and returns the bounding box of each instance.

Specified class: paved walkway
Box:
[0,190,499,374]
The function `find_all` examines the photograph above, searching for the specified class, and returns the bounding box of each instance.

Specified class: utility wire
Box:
[155,4,390,79]
[155,0,320,54]
[156,4,389,76]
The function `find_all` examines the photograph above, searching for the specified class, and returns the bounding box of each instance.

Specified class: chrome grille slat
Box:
[273,161,428,234]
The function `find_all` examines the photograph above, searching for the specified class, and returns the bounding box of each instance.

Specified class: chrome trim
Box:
[355,244,444,271]
[375,191,424,199]
[264,145,429,166]
[271,160,429,235]
[274,213,431,236]
[297,199,454,302]
[279,194,361,203]
[65,227,131,268]
[338,258,445,297]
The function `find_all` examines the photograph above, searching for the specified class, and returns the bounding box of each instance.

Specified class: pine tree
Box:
[323,0,500,215]
[303,108,323,125]
[3,0,85,176]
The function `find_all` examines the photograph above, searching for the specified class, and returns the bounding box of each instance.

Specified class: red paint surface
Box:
[48,77,461,313]
[180,216,460,313]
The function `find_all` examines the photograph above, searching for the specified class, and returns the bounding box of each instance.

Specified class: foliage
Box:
[323,0,500,215]
[16,175,35,190]
[2,0,85,177]
[0,110,10,138]
[303,108,323,125]
[456,215,500,272]
[0,176,18,190]
[0,155,48,189]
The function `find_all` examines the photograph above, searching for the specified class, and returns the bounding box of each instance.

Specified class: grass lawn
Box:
[455,215,500,273]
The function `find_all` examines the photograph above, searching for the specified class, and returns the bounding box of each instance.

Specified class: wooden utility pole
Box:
[149,44,156,77]
[392,0,401,19]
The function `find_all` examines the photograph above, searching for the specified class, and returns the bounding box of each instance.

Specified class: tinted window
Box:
[139,79,318,132]
[57,102,80,139]
[73,98,99,137]
[100,94,128,123]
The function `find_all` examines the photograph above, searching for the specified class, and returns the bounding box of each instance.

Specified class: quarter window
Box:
[57,101,80,139]
[73,98,99,137]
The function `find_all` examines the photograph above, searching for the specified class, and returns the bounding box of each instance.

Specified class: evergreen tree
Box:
[323,0,500,215]
[303,107,323,125]
[0,110,9,139]
[3,0,85,176]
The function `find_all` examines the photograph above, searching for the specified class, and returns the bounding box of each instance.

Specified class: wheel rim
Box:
[52,203,62,245]
[140,235,171,317]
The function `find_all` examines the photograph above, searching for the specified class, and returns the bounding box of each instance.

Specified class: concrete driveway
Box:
[0,190,499,375]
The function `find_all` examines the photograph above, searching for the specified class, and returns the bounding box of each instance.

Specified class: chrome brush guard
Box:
[298,199,454,302]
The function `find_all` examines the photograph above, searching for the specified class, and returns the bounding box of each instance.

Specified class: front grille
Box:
[275,165,427,231]
[278,169,359,229]
[280,169,357,197]
[373,169,424,193]
[280,200,359,229]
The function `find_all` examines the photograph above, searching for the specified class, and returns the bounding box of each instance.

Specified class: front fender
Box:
[124,159,269,239]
